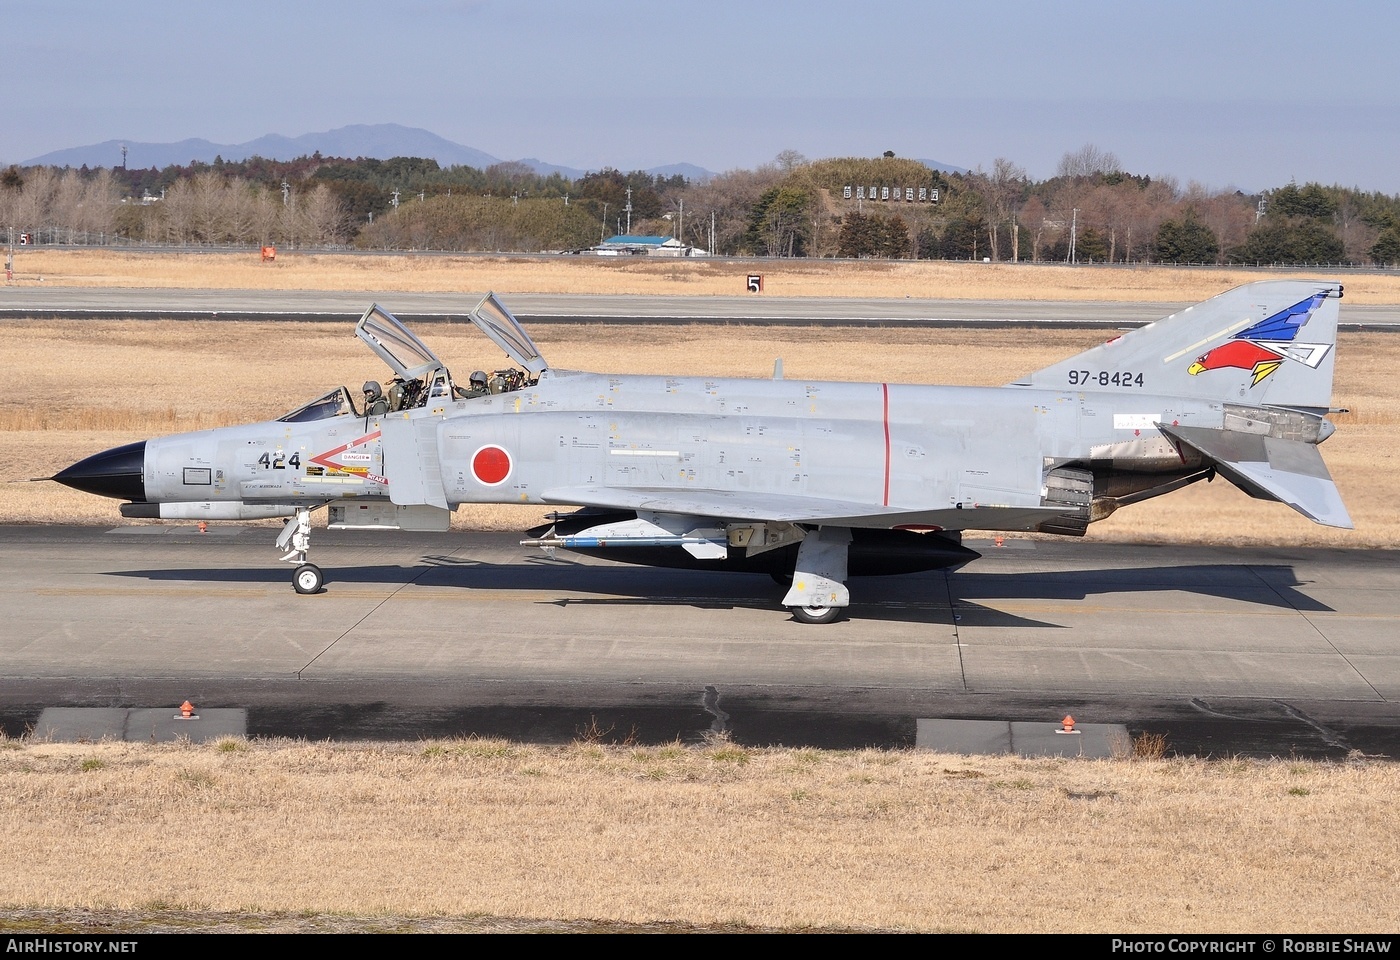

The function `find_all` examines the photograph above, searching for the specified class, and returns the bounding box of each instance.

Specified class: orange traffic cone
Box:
[177,700,197,720]
[1056,714,1079,735]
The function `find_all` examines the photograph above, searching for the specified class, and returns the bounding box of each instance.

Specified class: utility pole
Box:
[1068,208,1079,264]
[624,187,632,235]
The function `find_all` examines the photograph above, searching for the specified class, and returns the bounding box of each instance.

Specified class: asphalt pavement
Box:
[4,525,1397,758]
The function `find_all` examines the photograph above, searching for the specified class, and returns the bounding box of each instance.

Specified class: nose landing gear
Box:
[277,507,324,594]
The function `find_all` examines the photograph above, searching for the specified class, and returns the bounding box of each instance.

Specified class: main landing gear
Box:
[789,603,842,625]
[277,506,324,594]
[781,526,851,625]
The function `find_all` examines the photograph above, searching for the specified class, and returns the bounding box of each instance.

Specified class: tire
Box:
[788,604,841,625]
[293,563,324,595]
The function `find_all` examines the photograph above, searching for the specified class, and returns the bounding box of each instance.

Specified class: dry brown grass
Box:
[1,738,1395,933]
[4,317,1397,546]
[12,247,1400,302]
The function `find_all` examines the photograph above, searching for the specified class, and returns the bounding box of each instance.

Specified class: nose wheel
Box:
[293,563,324,595]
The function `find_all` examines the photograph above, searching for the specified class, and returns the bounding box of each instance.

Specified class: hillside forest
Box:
[3,146,1399,266]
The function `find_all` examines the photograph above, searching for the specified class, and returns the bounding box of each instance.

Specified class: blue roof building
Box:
[592,234,703,257]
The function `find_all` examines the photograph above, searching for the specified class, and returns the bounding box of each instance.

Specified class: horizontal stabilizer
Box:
[1160,425,1353,529]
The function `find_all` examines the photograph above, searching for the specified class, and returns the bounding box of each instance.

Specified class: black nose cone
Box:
[54,441,147,502]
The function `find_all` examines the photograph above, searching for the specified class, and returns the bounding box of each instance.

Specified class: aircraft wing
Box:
[1158,424,1354,529]
[541,485,1069,532]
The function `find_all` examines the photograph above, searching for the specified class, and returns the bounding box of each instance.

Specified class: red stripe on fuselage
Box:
[882,383,891,507]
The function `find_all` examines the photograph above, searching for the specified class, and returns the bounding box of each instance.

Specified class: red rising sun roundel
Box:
[471,445,512,486]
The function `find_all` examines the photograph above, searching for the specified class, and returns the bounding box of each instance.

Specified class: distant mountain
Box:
[647,162,714,182]
[239,124,503,169]
[26,137,231,171]
[21,123,718,182]
[23,124,502,171]
[514,157,590,180]
[515,158,715,182]
[20,125,952,182]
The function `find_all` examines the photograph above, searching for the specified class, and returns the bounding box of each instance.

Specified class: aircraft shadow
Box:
[954,563,1332,612]
[106,558,1330,625]
[109,558,950,624]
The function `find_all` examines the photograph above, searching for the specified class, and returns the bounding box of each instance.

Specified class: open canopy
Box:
[355,304,449,382]
[468,293,549,378]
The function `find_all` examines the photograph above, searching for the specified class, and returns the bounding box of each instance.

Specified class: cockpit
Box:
[279,387,358,423]
[274,293,549,423]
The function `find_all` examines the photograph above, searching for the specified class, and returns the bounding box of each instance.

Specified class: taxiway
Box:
[4,525,1397,758]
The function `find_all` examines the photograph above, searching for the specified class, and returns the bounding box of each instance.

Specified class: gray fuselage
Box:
[143,370,1223,528]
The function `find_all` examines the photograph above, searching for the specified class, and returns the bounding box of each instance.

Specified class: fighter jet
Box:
[54,279,1351,623]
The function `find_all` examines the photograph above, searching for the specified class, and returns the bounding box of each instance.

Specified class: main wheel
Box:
[788,604,841,625]
[293,563,324,595]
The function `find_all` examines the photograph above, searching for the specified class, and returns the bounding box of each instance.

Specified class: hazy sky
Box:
[7,0,1400,192]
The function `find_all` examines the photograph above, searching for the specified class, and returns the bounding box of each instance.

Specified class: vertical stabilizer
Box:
[1011,280,1342,413]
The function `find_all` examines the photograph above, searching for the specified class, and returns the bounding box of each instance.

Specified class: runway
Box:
[3,287,1398,328]
[5,525,1398,758]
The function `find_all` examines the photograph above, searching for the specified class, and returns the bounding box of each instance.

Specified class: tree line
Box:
[3,144,1400,265]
